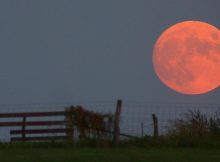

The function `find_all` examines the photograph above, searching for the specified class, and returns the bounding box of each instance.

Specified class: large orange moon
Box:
[153,21,220,95]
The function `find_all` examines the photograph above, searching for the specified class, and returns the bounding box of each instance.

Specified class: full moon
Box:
[153,21,220,95]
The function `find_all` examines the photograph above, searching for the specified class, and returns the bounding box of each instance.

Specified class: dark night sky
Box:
[0,0,220,104]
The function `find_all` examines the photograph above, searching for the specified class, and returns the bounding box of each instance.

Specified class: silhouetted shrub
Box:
[65,106,114,139]
[166,110,220,147]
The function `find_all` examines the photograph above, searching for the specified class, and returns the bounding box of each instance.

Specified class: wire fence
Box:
[0,100,219,142]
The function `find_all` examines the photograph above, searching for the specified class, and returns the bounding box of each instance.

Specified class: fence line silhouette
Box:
[0,100,219,142]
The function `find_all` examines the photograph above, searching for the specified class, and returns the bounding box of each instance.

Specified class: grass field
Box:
[0,147,220,162]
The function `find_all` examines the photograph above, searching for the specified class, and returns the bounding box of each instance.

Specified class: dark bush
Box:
[166,110,220,147]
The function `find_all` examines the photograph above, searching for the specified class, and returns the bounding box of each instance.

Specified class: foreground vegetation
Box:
[0,147,219,162]
[0,110,219,161]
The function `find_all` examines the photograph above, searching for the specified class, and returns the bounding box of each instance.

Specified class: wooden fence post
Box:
[22,116,26,141]
[152,114,159,137]
[113,99,122,146]
[141,122,144,137]
[65,106,74,143]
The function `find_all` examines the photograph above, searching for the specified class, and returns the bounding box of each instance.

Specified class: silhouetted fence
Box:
[0,100,219,142]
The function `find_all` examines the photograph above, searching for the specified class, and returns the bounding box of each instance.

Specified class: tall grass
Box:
[166,110,220,147]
